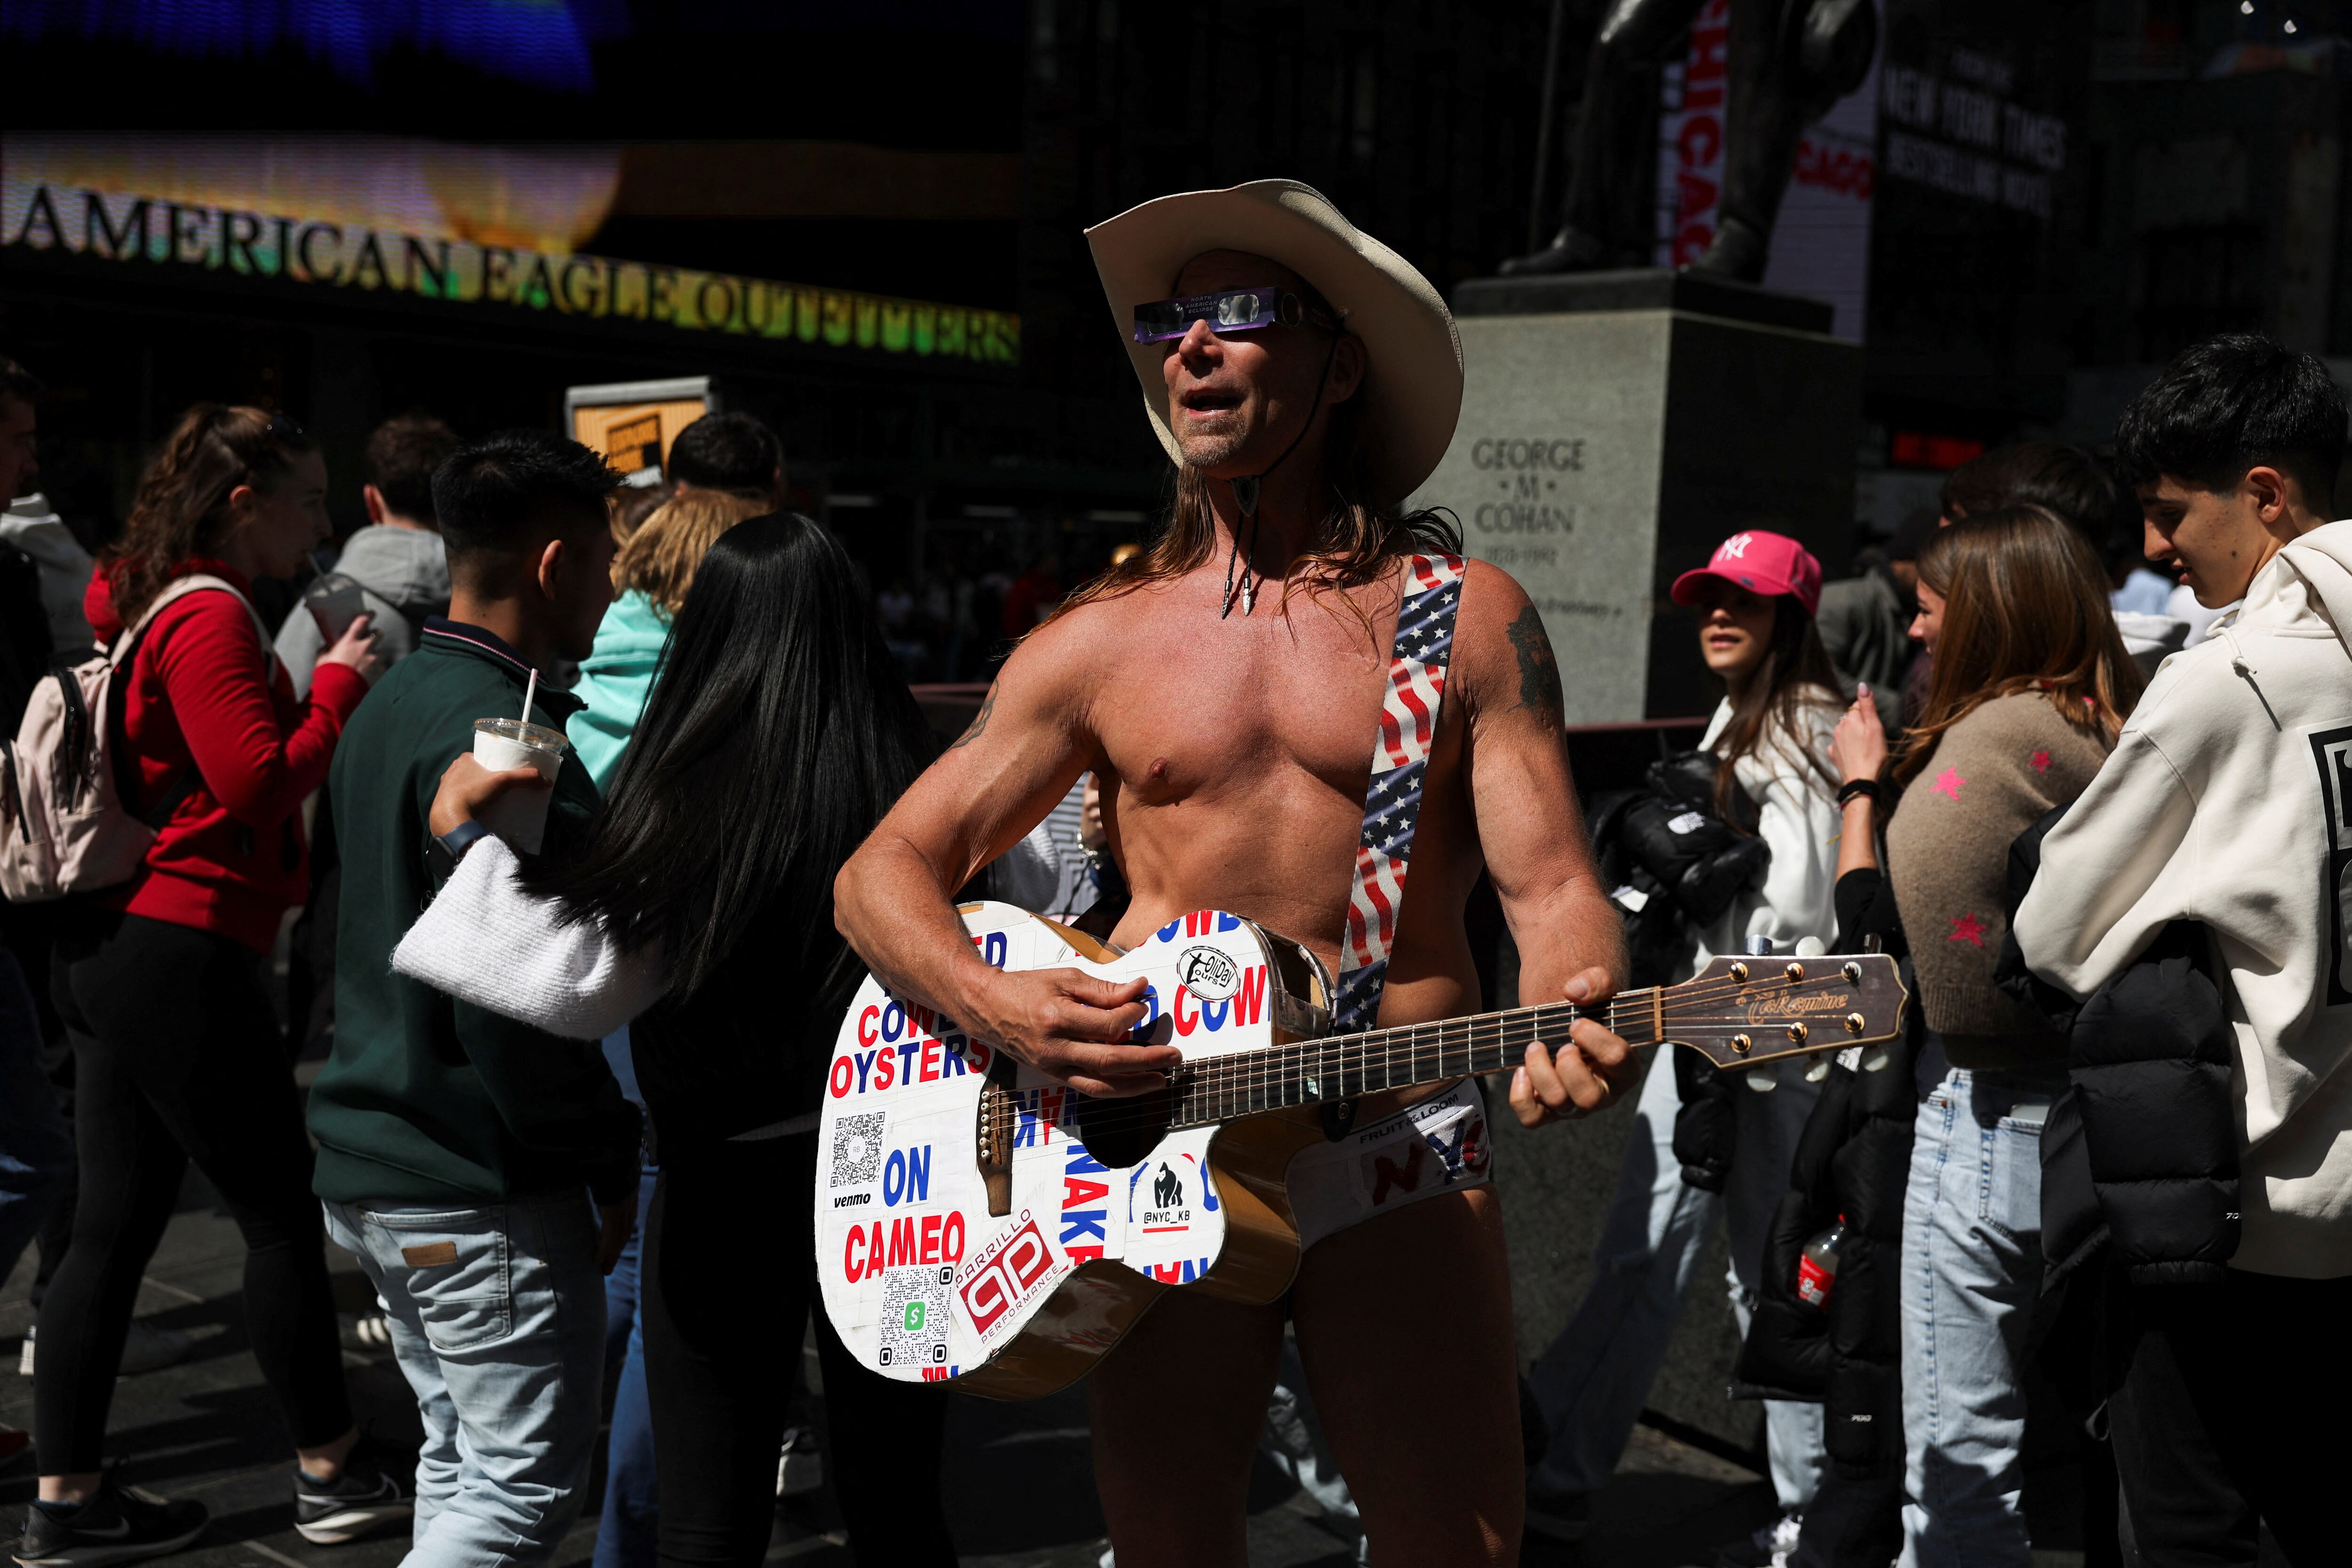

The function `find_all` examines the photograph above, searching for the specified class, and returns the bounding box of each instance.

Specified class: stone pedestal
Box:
[1410,269,1863,723]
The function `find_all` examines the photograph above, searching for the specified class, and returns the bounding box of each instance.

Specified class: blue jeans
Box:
[0,948,71,1284]
[594,1169,658,1568]
[1897,1067,2058,1568]
[325,1193,607,1568]
[1527,1051,1825,1511]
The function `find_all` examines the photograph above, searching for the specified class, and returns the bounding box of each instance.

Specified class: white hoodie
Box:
[2016,519,2352,1278]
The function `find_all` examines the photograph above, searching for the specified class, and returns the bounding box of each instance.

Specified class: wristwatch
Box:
[425,819,494,881]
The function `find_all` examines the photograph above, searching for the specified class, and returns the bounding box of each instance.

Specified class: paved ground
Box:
[1,1176,1794,1568]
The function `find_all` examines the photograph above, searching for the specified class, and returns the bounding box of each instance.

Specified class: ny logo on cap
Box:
[1718,533,1755,561]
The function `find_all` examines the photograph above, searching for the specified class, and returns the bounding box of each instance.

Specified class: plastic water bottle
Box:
[1796,1216,1847,1309]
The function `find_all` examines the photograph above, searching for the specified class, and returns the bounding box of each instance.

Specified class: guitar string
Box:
[1178,967,1865,1084]
[918,966,1888,1139]
[1187,970,1892,1120]
[1130,964,1861,1080]
[1134,972,1869,1117]
[1033,974,1886,1138]
[1166,1001,1844,1123]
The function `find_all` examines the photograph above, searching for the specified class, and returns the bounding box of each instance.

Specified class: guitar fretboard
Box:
[1165,994,1661,1129]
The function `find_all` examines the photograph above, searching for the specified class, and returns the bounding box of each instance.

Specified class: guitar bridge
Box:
[975,1054,1017,1217]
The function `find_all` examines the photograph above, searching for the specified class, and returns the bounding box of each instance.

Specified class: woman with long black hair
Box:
[389,513,957,1568]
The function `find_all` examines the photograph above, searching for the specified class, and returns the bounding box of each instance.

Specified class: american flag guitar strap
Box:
[1332,553,1466,1033]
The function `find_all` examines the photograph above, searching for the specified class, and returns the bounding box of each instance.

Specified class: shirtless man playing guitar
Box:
[835,181,1637,1567]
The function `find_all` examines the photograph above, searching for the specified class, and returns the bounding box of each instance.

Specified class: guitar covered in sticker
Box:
[814,901,1907,1400]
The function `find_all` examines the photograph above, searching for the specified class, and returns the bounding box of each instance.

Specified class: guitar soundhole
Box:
[1067,1087,1171,1172]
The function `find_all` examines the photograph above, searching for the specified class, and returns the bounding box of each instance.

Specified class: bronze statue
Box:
[1503,0,1875,281]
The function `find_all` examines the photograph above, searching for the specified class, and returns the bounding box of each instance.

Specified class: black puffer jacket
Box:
[1994,807,2241,1287]
[1733,1002,1923,1458]
[1589,750,1767,991]
[1589,751,1768,1194]
[1732,868,1920,1568]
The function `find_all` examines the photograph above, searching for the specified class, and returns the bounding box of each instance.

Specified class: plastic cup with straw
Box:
[470,668,568,854]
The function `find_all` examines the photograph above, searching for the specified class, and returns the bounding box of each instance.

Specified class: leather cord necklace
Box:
[1222,332,1343,619]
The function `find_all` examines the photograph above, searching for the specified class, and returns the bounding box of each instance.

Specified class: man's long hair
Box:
[1056,387,1462,620]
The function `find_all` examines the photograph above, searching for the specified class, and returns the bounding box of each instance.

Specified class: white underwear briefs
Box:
[1286,1078,1494,1253]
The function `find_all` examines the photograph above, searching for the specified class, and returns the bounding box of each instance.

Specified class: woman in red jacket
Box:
[25,406,408,1568]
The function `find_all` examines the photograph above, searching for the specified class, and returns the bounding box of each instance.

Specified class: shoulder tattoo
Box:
[1505,605,1564,719]
[949,685,997,750]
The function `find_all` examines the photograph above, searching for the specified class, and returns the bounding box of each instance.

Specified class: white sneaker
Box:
[338,1313,394,1352]
[775,1426,823,1498]
[1751,1510,1804,1568]
[15,1327,30,1377]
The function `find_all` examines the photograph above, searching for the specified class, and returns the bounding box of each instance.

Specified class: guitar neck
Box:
[1166,991,1671,1130]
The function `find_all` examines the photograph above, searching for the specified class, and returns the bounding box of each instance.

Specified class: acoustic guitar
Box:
[814,901,1907,1399]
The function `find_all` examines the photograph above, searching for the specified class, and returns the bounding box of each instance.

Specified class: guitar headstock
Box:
[1663,952,1908,1069]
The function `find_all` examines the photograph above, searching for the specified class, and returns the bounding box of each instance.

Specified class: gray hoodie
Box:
[2018,519,2352,1278]
[0,493,95,655]
[275,524,451,698]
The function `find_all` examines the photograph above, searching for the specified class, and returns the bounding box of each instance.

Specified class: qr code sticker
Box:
[830,1113,887,1189]
[877,1264,953,1369]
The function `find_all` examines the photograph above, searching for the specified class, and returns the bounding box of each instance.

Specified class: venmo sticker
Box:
[829,1111,887,1210]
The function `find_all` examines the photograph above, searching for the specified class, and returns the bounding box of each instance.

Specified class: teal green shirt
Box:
[570,590,670,792]
[309,620,642,1206]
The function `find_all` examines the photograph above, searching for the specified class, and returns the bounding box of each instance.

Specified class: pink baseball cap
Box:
[1670,530,1823,618]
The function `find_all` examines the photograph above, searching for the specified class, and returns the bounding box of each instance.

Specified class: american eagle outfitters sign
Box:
[2,180,1020,366]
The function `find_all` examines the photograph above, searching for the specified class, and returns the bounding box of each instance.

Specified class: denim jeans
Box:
[594,1168,658,1568]
[1528,1053,1825,1511]
[0,947,71,1284]
[593,1029,656,1568]
[325,1192,607,1568]
[1896,1066,2059,1568]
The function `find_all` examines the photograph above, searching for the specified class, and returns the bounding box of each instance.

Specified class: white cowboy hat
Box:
[1084,179,1464,504]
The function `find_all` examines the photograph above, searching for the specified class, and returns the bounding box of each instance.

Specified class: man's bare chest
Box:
[1089,602,1397,806]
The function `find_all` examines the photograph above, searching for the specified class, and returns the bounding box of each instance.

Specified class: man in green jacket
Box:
[309,429,641,1568]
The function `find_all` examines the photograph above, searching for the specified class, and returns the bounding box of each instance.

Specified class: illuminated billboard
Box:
[0,135,1020,367]
[1,0,617,91]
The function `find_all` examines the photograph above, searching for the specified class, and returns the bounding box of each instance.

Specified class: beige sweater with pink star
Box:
[1886,690,2113,1067]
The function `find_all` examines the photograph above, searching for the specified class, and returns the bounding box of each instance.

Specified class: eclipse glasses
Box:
[1131,285,1341,345]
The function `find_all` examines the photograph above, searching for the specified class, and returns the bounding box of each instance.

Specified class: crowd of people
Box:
[1527,333,2349,1568]
[0,172,2345,1568]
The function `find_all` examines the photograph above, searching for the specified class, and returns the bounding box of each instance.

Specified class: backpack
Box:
[0,574,269,902]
